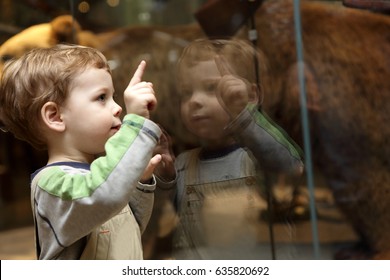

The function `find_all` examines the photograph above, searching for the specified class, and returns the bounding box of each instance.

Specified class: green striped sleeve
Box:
[251,104,304,160]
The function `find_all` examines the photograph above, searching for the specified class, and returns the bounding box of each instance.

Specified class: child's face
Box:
[179,59,233,147]
[60,66,122,159]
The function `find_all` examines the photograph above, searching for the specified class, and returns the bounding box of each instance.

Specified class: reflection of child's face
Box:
[179,59,232,146]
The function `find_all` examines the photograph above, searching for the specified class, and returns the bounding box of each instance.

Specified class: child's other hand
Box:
[153,127,176,182]
[215,55,255,119]
[124,60,157,119]
[140,154,162,183]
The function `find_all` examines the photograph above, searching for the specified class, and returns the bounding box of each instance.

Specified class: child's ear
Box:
[248,83,261,105]
[41,101,65,132]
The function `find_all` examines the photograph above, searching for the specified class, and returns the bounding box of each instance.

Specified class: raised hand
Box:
[215,55,256,119]
[124,60,157,119]
[140,154,162,183]
[153,127,176,182]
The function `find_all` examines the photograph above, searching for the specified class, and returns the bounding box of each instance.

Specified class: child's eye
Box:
[97,94,106,102]
[204,82,217,92]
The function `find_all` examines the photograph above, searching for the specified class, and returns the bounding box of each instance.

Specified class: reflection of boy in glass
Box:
[155,39,304,259]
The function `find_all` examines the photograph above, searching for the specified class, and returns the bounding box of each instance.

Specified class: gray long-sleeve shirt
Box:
[30,114,161,260]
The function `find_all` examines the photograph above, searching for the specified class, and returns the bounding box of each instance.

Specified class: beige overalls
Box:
[173,148,267,259]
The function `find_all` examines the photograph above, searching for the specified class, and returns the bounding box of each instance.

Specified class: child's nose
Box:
[188,91,210,111]
[188,90,205,105]
[113,103,122,117]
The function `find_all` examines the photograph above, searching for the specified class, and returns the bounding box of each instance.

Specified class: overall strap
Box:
[185,148,201,186]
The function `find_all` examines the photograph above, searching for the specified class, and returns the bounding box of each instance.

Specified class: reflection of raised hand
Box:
[153,127,176,182]
[124,60,157,119]
[140,154,162,184]
[215,55,255,119]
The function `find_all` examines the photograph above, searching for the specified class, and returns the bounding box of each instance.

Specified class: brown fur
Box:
[252,0,390,259]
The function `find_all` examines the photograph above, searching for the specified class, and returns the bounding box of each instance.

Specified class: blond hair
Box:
[0,44,110,150]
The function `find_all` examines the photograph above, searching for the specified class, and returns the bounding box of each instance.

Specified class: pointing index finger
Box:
[129,60,146,87]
